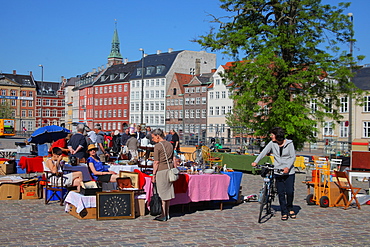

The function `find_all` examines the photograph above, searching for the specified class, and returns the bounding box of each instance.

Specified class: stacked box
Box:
[66,203,96,219]
[0,183,20,200]
[21,180,39,199]
[0,163,15,175]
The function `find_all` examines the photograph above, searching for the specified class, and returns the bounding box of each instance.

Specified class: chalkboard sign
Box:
[96,191,135,220]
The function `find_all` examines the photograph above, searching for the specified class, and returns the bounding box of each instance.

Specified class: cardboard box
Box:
[0,163,15,175]
[135,198,147,216]
[0,183,20,200]
[66,203,96,219]
[21,182,39,200]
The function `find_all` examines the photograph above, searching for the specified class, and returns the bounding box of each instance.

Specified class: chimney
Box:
[124,58,128,64]
[92,68,96,73]
[13,70,16,75]
[29,71,33,76]
[168,48,173,53]
[195,59,201,75]
[157,50,161,55]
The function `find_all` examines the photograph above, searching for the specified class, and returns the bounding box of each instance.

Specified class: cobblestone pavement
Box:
[0,172,369,247]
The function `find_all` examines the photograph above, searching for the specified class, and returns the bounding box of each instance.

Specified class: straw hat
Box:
[87,144,98,152]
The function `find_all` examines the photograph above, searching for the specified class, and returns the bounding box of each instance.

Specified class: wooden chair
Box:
[201,145,222,166]
[334,171,361,209]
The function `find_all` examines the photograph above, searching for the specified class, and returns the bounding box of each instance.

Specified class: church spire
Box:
[108,20,123,66]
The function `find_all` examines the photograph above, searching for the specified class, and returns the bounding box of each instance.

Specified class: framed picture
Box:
[118,171,139,189]
[96,191,135,220]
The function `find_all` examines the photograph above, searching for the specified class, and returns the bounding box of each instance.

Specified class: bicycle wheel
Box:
[258,185,268,223]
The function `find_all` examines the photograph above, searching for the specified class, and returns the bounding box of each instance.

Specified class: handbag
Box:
[159,142,179,182]
[149,182,162,216]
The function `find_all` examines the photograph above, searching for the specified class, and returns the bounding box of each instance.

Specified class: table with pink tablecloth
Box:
[144,173,231,206]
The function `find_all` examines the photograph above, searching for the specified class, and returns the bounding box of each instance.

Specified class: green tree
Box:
[197,0,364,150]
[0,100,13,119]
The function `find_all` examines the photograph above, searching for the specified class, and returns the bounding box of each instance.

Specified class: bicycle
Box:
[257,163,283,223]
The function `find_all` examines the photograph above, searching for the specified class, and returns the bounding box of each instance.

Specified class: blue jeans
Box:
[275,173,295,216]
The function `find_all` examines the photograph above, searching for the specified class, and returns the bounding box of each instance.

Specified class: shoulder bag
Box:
[159,141,179,182]
[149,182,162,216]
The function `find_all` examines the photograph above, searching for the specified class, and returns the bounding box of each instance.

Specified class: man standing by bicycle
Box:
[252,127,296,221]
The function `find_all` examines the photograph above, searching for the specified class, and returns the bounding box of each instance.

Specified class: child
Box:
[44,147,84,191]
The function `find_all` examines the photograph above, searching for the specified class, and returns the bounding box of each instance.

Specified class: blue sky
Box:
[1,0,369,82]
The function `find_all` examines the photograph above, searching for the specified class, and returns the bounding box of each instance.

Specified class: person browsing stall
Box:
[252,127,296,221]
[95,124,110,162]
[44,147,84,191]
[126,133,139,161]
[87,144,118,183]
[68,124,88,163]
[151,129,176,222]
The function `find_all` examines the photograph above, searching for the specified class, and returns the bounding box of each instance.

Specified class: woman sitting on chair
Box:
[87,144,118,183]
[44,147,83,191]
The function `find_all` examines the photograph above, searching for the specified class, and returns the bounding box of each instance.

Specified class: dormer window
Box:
[146,66,155,75]
[156,65,165,74]
[173,88,177,95]
[136,68,143,76]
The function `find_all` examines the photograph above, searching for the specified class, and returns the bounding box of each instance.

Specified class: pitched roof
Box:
[35,81,61,96]
[130,50,183,80]
[353,66,370,90]
[0,72,36,87]
[95,61,139,85]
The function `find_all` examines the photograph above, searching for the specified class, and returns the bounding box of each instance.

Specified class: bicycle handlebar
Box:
[257,163,285,174]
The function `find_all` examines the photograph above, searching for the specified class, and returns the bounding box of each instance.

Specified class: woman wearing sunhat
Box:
[87,144,118,183]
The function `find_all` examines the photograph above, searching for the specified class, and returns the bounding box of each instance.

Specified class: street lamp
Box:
[39,64,43,127]
[347,13,354,146]
[139,48,145,125]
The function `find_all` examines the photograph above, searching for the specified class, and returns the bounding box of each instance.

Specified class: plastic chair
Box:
[201,145,222,166]
[334,171,361,209]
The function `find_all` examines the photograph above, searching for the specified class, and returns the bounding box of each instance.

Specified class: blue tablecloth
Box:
[221,171,243,201]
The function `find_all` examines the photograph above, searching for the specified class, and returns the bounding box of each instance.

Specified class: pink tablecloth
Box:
[144,173,230,206]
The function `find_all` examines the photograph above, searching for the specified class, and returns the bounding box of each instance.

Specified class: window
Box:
[104,110,107,118]
[109,86,112,93]
[323,122,333,136]
[196,87,200,93]
[202,97,206,104]
[221,106,226,115]
[1,89,6,96]
[113,85,117,92]
[104,98,107,105]
[28,110,33,117]
[215,92,220,99]
[196,109,200,118]
[216,79,220,85]
[113,97,117,104]
[210,106,214,116]
[364,96,370,112]
[202,87,206,92]
[21,91,27,96]
[11,100,16,106]
[156,65,165,74]
[104,87,107,94]
[364,122,370,138]
[119,97,122,104]
[324,98,332,113]
[228,106,232,113]
[222,91,226,98]
[108,98,112,105]
[45,109,50,117]
[45,99,50,106]
[340,97,348,113]
[52,100,57,106]
[202,109,206,118]
[120,85,124,92]
[146,66,155,75]
[340,121,348,138]
[29,91,33,97]
[10,90,16,96]
[150,90,154,98]
[196,97,200,104]
[95,87,99,94]
[190,110,194,118]
[310,98,317,113]
[99,98,103,105]
[108,110,112,118]
[100,87,103,94]
[155,90,159,98]
[51,110,57,117]
[21,110,26,117]
[136,68,143,76]
[215,106,219,115]
[209,92,214,99]
[190,98,195,105]
[22,100,26,107]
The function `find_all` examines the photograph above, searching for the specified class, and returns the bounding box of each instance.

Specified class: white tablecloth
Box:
[64,191,96,213]
[108,165,139,174]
